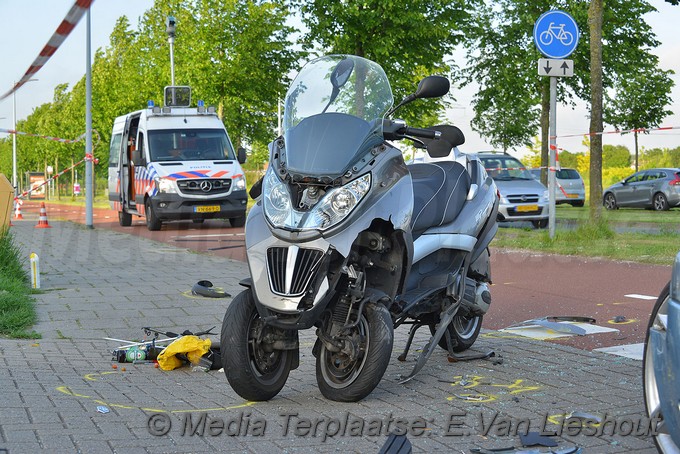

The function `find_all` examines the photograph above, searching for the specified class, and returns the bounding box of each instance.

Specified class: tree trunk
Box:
[588,0,604,220]
[540,81,550,186]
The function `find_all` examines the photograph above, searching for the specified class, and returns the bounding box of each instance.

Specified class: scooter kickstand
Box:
[397,323,424,362]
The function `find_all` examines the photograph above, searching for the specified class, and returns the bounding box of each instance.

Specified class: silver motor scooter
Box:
[221,55,498,402]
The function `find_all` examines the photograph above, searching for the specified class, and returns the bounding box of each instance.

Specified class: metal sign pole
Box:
[534,9,579,239]
[85,8,93,229]
[548,76,557,239]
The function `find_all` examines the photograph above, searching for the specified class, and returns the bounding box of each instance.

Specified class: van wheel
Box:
[118,209,132,227]
[145,199,162,231]
[230,215,246,228]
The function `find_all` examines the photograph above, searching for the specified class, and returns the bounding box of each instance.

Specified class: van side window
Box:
[109,134,122,167]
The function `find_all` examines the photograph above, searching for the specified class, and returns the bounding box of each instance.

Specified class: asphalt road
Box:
[23,200,670,351]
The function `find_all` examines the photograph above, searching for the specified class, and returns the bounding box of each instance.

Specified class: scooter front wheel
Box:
[316,302,393,402]
[221,289,293,401]
[429,314,483,353]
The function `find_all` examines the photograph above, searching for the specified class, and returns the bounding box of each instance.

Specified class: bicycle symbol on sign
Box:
[539,22,574,46]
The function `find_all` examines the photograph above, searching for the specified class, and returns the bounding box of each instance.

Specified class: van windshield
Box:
[148,129,235,162]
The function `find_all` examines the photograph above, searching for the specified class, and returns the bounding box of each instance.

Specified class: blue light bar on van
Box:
[147,100,154,108]
[197,99,206,113]
[198,100,204,107]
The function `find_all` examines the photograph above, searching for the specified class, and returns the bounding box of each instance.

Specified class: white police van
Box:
[107,86,247,231]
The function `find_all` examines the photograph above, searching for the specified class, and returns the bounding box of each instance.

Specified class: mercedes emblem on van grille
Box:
[200,180,213,192]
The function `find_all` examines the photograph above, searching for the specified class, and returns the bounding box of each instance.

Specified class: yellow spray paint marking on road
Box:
[481,331,529,340]
[56,371,257,413]
[607,318,638,325]
[446,375,542,403]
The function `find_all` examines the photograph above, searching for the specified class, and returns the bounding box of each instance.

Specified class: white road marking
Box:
[624,294,657,300]
[594,343,644,361]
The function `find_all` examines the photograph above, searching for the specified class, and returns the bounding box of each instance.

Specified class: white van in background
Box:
[107,86,247,231]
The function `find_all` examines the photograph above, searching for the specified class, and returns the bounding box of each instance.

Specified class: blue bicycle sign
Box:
[534,10,580,59]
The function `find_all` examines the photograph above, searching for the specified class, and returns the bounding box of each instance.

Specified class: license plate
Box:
[194,206,220,213]
[566,194,578,199]
[516,205,538,212]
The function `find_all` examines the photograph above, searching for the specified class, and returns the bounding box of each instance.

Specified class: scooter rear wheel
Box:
[221,289,293,401]
[316,302,393,402]
[429,314,483,353]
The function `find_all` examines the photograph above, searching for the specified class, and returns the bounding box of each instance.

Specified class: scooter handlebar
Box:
[382,120,441,141]
[403,126,440,140]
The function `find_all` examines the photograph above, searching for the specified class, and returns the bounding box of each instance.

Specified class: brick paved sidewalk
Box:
[0,221,656,453]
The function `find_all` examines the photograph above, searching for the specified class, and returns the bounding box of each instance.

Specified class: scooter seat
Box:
[408,161,471,236]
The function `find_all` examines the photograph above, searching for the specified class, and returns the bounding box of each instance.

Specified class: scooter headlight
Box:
[263,169,292,226]
[302,173,371,230]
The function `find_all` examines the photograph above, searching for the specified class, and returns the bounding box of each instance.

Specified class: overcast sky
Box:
[1,0,679,160]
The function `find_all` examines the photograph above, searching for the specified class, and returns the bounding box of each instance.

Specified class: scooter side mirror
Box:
[330,58,355,89]
[414,76,450,99]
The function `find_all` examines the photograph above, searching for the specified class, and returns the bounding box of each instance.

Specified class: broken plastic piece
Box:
[96,406,110,414]
[378,433,412,454]
[504,316,596,336]
[191,280,230,298]
[519,431,557,447]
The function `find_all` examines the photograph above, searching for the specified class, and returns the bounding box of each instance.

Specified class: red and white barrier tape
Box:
[0,128,85,144]
[14,154,99,202]
[0,127,101,146]
[0,0,94,101]
[553,125,680,140]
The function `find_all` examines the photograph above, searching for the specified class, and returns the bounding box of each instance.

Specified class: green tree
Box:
[602,144,631,169]
[588,0,604,220]
[463,0,668,220]
[606,64,674,171]
[293,0,475,128]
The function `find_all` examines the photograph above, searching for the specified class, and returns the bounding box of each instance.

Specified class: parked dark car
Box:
[603,168,680,211]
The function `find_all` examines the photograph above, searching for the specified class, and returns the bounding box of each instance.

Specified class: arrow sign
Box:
[538,59,573,77]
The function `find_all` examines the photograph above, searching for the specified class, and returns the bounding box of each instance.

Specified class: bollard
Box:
[30,253,40,289]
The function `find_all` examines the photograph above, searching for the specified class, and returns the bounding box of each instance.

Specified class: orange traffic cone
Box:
[35,202,52,229]
[15,203,24,220]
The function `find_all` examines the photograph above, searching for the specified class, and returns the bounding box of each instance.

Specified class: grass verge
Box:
[0,228,40,338]
[492,219,679,265]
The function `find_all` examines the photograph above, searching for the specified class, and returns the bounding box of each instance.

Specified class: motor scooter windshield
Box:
[282,55,394,179]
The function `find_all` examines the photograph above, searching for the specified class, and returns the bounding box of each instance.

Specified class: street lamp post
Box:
[12,78,38,197]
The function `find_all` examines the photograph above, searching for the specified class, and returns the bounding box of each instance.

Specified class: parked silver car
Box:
[478,153,549,228]
[603,168,680,211]
[530,167,586,207]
